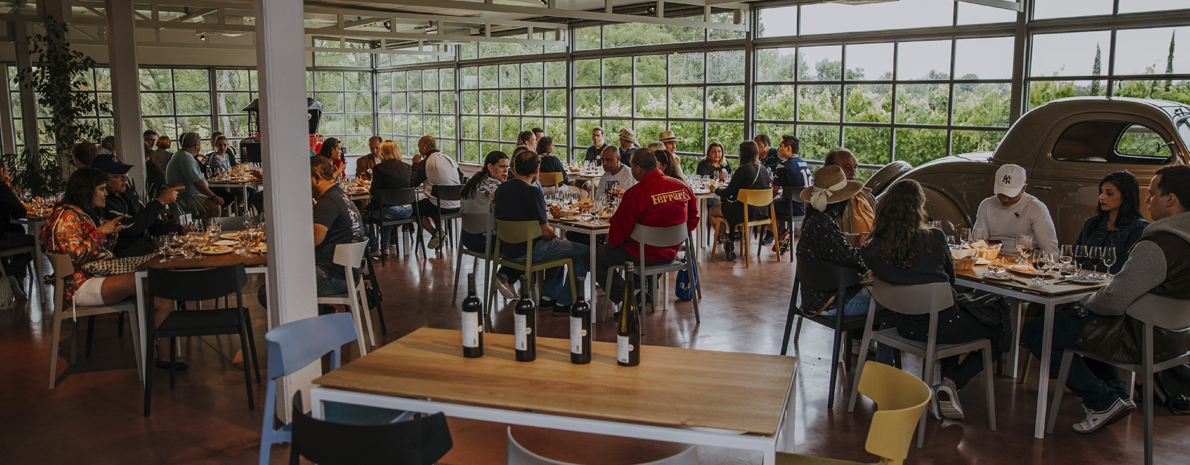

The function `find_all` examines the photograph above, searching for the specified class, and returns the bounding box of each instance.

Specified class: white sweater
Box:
[972,194,1060,255]
[423,151,461,209]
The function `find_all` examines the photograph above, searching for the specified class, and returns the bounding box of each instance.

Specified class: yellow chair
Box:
[778,361,932,465]
[538,172,564,188]
[710,188,780,267]
[488,220,577,308]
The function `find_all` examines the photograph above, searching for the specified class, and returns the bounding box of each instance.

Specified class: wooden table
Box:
[208,179,262,215]
[311,328,798,463]
[133,252,268,385]
[954,265,1109,439]
[548,217,609,300]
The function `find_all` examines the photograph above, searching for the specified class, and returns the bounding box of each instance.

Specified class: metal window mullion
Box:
[208,66,218,138]
[1105,27,1117,98]
[890,41,899,162]
[744,7,755,142]
[946,36,957,159]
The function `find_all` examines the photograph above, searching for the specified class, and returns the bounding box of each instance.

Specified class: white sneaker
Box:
[1073,398,1135,434]
[934,380,964,420]
[495,274,518,300]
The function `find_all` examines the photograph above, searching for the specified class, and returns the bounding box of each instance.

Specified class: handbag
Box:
[956,291,1011,351]
[675,262,698,301]
[0,275,14,311]
[81,253,156,276]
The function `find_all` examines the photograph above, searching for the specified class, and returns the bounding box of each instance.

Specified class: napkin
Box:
[951,248,978,260]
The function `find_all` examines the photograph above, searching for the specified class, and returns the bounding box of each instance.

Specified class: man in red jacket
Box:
[596,148,699,306]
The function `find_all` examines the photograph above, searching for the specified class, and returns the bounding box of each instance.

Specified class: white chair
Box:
[847,279,996,448]
[47,253,142,389]
[601,224,701,330]
[316,240,377,355]
[452,213,496,315]
[1047,293,1190,465]
[505,427,698,465]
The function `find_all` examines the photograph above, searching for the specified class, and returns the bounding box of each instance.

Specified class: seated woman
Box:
[366,140,414,257]
[796,165,872,318]
[695,141,732,181]
[709,141,770,261]
[647,143,687,184]
[537,137,588,198]
[860,179,1004,421]
[1075,170,1149,275]
[459,150,508,254]
[40,168,178,368]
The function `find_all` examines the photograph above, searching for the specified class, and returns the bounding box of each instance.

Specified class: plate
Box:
[213,240,236,246]
[982,272,1014,281]
[1069,275,1105,284]
[200,246,232,255]
[251,244,267,253]
[221,232,245,239]
[975,258,990,266]
[1008,264,1051,277]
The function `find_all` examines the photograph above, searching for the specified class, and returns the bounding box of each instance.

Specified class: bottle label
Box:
[515,314,527,350]
[617,335,633,363]
[462,312,480,348]
[570,316,584,354]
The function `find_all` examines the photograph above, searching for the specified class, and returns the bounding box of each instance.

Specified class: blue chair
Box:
[259,313,412,465]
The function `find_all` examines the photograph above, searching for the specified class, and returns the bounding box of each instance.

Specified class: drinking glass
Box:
[1059,245,1075,277]
[1102,248,1117,279]
[1088,246,1104,278]
[959,228,972,246]
[1074,245,1090,278]
[1032,250,1053,285]
[988,257,1007,275]
[1015,234,1033,263]
[156,236,171,262]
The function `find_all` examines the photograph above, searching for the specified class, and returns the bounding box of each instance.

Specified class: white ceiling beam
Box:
[173,7,217,22]
[302,5,568,30]
[310,26,565,45]
[368,0,748,31]
[955,0,1022,12]
[307,46,453,56]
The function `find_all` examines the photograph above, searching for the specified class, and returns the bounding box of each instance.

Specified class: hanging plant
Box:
[9,14,108,196]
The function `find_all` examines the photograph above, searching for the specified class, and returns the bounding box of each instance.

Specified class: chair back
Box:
[869,279,953,316]
[496,220,543,245]
[461,213,496,235]
[506,428,697,465]
[538,172,564,188]
[48,253,74,279]
[265,313,357,380]
[290,391,453,465]
[431,184,463,202]
[737,188,774,208]
[218,216,246,231]
[374,188,418,207]
[857,361,932,464]
[147,264,248,302]
[795,257,860,292]
[630,223,689,249]
[1127,293,1190,330]
[332,240,369,270]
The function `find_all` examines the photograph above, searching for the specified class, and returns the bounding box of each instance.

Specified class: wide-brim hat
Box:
[619,127,636,143]
[658,130,682,142]
[800,165,864,212]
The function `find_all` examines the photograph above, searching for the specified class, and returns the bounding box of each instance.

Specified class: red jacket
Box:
[608,170,699,262]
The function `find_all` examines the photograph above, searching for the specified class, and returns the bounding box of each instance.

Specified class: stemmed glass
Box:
[1059,245,1075,278]
[1088,246,1104,278]
[1031,250,1054,285]
[1015,234,1034,264]
[156,236,171,262]
[1102,248,1117,279]
[1074,245,1090,278]
[988,257,1007,276]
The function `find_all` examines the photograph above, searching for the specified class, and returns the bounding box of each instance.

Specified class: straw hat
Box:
[619,127,636,143]
[800,165,864,212]
[658,130,681,142]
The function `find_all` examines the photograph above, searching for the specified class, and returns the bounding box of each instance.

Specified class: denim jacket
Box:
[1075,214,1149,274]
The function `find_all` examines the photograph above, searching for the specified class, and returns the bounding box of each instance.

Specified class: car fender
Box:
[864,161,911,196]
[921,187,970,237]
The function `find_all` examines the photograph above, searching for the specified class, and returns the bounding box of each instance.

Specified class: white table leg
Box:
[1009,301,1023,379]
[1034,301,1055,438]
[763,448,777,464]
[310,386,326,419]
[588,232,598,301]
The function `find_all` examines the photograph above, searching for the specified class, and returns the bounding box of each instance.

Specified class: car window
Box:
[1116,124,1173,160]
[1050,120,1173,165]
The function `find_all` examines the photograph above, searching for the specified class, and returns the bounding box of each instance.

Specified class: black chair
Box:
[290,391,453,465]
[362,254,387,335]
[781,257,897,408]
[429,184,463,253]
[370,188,425,265]
[774,187,805,263]
[143,263,260,416]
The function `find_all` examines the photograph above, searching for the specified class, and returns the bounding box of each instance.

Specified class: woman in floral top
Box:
[795,165,872,317]
[459,151,509,253]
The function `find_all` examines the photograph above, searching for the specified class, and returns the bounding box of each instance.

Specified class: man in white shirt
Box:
[411,135,462,250]
[590,145,636,198]
[972,164,1060,255]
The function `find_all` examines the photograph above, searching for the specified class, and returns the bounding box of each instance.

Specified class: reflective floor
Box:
[0,237,1182,464]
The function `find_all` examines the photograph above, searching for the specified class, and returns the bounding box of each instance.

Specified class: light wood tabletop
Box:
[314,327,797,435]
[956,265,1110,296]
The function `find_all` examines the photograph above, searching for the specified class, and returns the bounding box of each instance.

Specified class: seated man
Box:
[143,130,158,158]
[595,148,698,308]
[585,126,609,163]
[73,142,98,168]
[0,165,33,289]
[618,128,639,165]
[972,163,1059,255]
[771,135,812,251]
[411,135,462,250]
[588,145,637,198]
[1023,165,1190,434]
[93,155,183,257]
[166,131,225,219]
[753,134,781,172]
[494,150,589,315]
[824,147,877,246]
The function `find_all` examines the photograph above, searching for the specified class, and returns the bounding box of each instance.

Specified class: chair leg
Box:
[358,284,377,348]
[710,221,721,262]
[742,225,751,268]
[49,313,63,389]
[365,259,386,335]
[793,317,804,344]
[347,298,368,356]
[70,319,79,364]
[827,330,843,408]
[1047,350,1076,434]
[983,344,997,431]
[169,337,177,389]
[602,266,619,322]
[144,337,154,417]
[126,310,143,382]
[1144,356,1155,465]
[848,330,875,412]
[245,314,261,384]
[918,355,936,448]
[85,315,95,358]
[843,330,854,373]
[452,246,464,303]
[238,322,255,411]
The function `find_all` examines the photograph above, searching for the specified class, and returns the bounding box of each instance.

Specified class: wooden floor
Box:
[1,236,1183,464]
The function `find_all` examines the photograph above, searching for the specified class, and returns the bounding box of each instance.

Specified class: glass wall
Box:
[459,61,567,163]
[379,68,456,160]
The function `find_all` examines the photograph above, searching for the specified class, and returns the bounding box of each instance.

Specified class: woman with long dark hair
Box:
[708,141,770,260]
[1074,170,1149,274]
[861,179,1003,421]
[316,137,346,179]
[460,151,509,253]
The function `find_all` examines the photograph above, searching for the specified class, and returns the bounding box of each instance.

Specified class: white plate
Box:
[200,246,232,255]
[221,232,245,239]
[982,272,1014,281]
[213,240,236,246]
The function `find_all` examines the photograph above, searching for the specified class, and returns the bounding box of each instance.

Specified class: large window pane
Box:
[845,126,891,165]
[953,130,1007,154]
[799,46,842,81]
[797,125,840,160]
[1114,79,1190,105]
[422,92,438,114]
[1028,80,1107,110]
[173,69,209,91]
[634,55,667,85]
[546,61,567,87]
[603,57,632,86]
[897,41,951,80]
[895,83,950,125]
[955,37,1013,80]
[522,62,544,87]
[481,116,499,140]
[1119,0,1190,14]
[501,117,521,142]
[175,92,210,115]
[1115,27,1190,76]
[799,85,841,122]
[845,43,893,81]
[546,118,568,148]
[801,0,954,36]
[1034,0,1113,20]
[460,68,476,90]
[1031,31,1112,77]
[315,71,343,91]
[953,83,1010,127]
[957,3,1018,25]
[895,128,947,165]
[708,51,745,83]
[671,121,705,154]
[635,120,667,146]
[522,90,544,116]
[576,59,600,87]
[345,93,372,113]
[757,5,797,39]
[670,52,705,84]
[757,48,797,82]
[139,69,172,91]
[635,87,666,118]
[707,86,744,119]
[707,122,744,154]
[575,89,600,117]
[460,91,478,115]
[603,88,631,117]
[755,85,796,121]
[501,90,521,115]
[670,87,705,118]
[480,66,498,88]
[480,91,498,115]
[844,85,892,123]
[575,26,600,51]
[141,93,173,115]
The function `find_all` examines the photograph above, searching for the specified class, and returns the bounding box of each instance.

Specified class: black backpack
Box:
[1153,363,1190,414]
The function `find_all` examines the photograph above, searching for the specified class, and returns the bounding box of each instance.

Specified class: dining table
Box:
[548,215,610,301]
[310,327,799,464]
[954,263,1111,439]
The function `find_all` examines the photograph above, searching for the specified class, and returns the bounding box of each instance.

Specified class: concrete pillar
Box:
[13,22,40,152]
[104,0,145,193]
[0,64,16,155]
[254,0,318,421]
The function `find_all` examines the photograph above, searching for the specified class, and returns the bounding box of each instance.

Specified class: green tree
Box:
[1090,45,1102,96]
[1166,31,1176,92]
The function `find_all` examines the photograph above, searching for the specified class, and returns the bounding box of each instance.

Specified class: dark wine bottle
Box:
[570,276,592,365]
[461,273,483,358]
[514,276,536,362]
[617,263,641,367]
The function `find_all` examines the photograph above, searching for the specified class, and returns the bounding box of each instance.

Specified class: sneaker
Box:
[935,380,965,420]
[761,230,775,246]
[778,231,792,255]
[495,273,518,300]
[1073,398,1135,434]
[723,242,737,261]
[428,229,446,250]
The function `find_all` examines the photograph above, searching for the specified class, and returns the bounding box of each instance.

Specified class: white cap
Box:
[994,164,1027,197]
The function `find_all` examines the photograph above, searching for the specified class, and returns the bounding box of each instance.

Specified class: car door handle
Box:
[1033,185,1053,190]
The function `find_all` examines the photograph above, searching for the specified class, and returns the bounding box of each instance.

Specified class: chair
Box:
[144,263,260,416]
[258,313,412,465]
[777,361,932,465]
[1046,294,1190,465]
[361,254,387,335]
[217,215,247,232]
[600,224,701,331]
[289,390,452,465]
[370,188,424,265]
[488,220,577,309]
[775,188,806,263]
[506,427,698,465]
[538,172,564,189]
[430,184,463,253]
[452,213,496,312]
[781,258,896,408]
[46,253,141,389]
[710,188,780,267]
[316,240,378,355]
[847,279,996,448]
[0,244,35,298]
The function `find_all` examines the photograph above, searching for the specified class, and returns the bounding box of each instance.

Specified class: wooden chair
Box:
[710,188,779,267]
[316,240,377,355]
[538,172,564,188]
[487,220,576,309]
[46,253,141,389]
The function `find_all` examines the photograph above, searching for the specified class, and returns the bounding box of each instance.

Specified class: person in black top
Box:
[365,140,414,256]
[695,141,733,181]
[93,155,183,257]
[584,126,609,163]
[860,179,1003,421]
[0,165,33,284]
[753,134,781,172]
[708,141,771,260]
[73,142,98,168]
[143,130,158,158]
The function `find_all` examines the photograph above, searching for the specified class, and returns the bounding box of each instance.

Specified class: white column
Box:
[255,0,318,422]
[13,22,40,152]
[0,64,16,155]
[104,0,145,193]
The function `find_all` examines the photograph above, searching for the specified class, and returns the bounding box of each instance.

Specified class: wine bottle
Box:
[617,263,641,367]
[461,273,483,358]
[514,276,536,362]
[570,276,592,365]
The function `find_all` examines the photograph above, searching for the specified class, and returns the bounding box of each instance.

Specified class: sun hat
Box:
[993,163,1026,197]
[619,127,636,144]
[800,165,864,212]
[658,130,682,142]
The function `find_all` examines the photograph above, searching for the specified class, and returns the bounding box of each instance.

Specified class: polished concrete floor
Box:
[1,237,1184,464]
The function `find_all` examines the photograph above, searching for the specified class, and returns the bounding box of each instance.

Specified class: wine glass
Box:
[1102,248,1117,279]
[1074,245,1089,278]
[1088,246,1104,278]
[959,228,972,246]
[1032,250,1053,285]
[1015,234,1034,263]
[155,236,171,263]
[1059,245,1075,277]
[988,257,1007,275]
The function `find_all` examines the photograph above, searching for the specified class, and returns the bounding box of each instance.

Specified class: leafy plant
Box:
[12,14,108,196]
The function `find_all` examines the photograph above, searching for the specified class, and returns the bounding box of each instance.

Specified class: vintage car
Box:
[866,97,1190,243]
